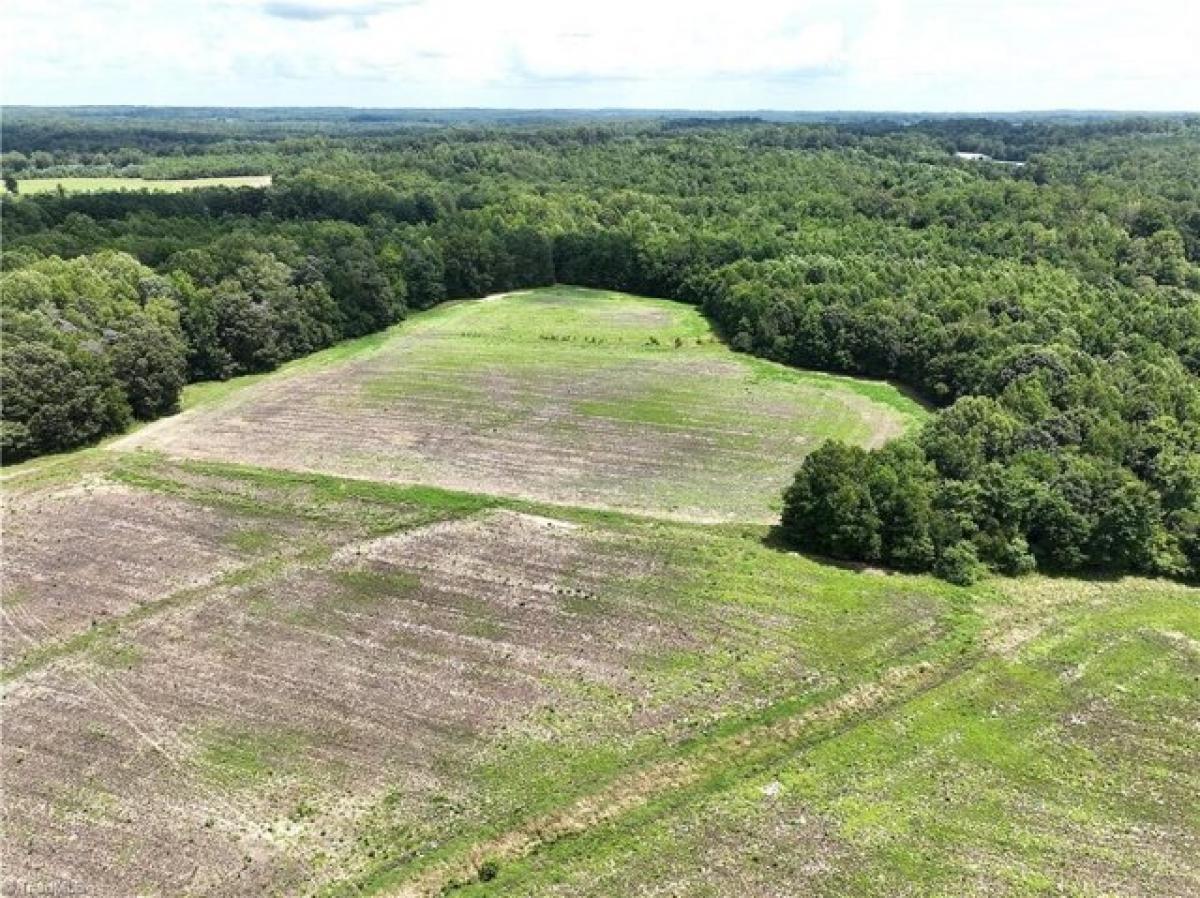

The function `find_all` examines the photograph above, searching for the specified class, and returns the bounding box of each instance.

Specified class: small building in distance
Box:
[954,150,1026,166]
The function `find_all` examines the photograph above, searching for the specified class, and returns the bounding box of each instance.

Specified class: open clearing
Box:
[3,288,1196,897]
[2,455,1196,897]
[116,287,924,522]
[12,175,272,195]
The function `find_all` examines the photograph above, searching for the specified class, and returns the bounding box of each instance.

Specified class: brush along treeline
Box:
[2,112,1198,581]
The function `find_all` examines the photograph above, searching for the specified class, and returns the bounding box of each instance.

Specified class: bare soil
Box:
[2,482,252,666]
[113,292,916,522]
[0,510,705,896]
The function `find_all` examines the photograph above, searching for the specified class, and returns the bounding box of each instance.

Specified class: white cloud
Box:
[261,1,420,22]
[503,1,847,82]
[2,0,1198,108]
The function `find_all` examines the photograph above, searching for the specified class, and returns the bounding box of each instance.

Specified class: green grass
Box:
[332,568,422,605]
[443,577,1198,898]
[741,354,932,418]
[431,286,713,345]
[108,453,498,533]
[196,727,309,787]
[221,527,279,554]
[12,175,271,195]
[89,640,144,670]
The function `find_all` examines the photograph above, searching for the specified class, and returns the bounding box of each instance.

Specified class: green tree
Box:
[782,443,882,562]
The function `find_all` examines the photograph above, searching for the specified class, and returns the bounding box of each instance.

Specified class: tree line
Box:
[1,114,1197,582]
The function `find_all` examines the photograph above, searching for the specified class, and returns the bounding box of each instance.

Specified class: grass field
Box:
[116,287,925,522]
[12,175,272,194]
[2,288,1196,897]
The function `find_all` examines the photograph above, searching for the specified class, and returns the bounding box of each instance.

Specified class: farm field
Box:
[3,288,1197,897]
[116,287,925,522]
[3,453,1197,897]
[12,175,272,194]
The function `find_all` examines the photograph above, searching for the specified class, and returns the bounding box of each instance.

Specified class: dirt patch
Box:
[1,481,251,666]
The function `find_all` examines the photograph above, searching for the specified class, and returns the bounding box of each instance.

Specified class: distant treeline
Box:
[2,115,1197,583]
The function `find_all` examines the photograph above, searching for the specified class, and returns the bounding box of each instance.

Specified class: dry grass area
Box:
[2,481,248,666]
[0,466,357,669]
[114,288,923,522]
[3,508,677,895]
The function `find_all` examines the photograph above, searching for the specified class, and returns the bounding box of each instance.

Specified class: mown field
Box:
[11,175,272,194]
[117,287,924,522]
[2,289,1197,897]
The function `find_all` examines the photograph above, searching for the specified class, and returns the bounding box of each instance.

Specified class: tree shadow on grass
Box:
[762,525,1157,586]
[760,524,904,576]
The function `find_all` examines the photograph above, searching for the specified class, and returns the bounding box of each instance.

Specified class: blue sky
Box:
[4,0,1198,110]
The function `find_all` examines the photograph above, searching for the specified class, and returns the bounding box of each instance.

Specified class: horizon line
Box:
[6,104,1199,115]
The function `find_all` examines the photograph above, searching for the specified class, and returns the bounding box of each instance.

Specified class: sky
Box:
[3,0,1199,111]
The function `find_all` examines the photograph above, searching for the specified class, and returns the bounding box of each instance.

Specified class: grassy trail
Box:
[363,659,960,898]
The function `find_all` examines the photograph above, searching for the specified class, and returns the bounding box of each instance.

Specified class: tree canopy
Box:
[3,111,1198,581]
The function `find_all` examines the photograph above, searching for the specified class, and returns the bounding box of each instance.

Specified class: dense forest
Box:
[2,110,1198,583]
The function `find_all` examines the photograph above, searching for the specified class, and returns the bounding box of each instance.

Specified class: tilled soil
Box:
[2,482,258,666]
[0,509,718,896]
[114,293,914,522]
